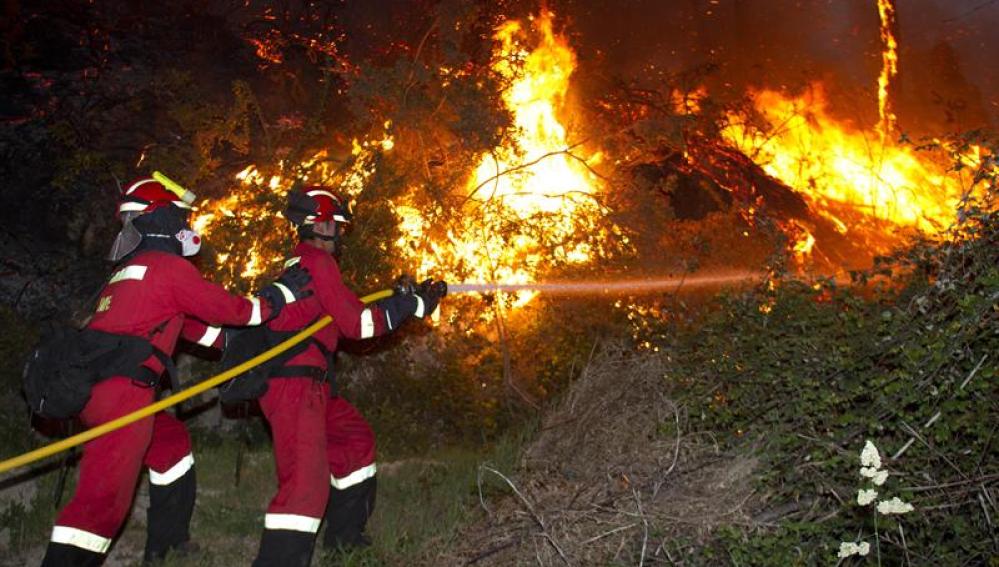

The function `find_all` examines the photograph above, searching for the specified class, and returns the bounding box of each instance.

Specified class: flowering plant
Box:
[838,440,914,562]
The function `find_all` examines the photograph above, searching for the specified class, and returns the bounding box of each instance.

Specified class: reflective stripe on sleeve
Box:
[331,463,377,490]
[149,453,194,486]
[273,282,296,304]
[360,308,375,338]
[414,295,426,318]
[264,513,321,533]
[109,265,148,284]
[196,326,222,347]
[248,297,262,325]
[51,526,112,554]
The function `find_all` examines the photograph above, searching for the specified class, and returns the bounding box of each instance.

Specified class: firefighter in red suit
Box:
[41,177,311,567]
[242,187,445,566]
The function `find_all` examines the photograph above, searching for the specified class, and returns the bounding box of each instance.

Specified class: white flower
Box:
[860,466,880,478]
[872,470,889,486]
[857,489,878,506]
[877,497,914,515]
[860,440,882,469]
[838,541,870,558]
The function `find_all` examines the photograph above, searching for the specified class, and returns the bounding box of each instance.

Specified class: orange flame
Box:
[721,85,987,243]
[393,12,611,309]
[876,0,899,138]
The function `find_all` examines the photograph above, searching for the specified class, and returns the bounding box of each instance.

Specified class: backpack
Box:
[22,327,158,419]
[218,322,330,403]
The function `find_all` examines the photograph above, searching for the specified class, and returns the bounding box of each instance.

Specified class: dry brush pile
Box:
[435,343,763,566]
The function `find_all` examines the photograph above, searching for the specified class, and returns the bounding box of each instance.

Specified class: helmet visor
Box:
[107,214,143,262]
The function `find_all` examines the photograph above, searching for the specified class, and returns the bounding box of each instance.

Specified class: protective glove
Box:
[256,264,313,321]
[393,274,417,296]
[414,278,447,317]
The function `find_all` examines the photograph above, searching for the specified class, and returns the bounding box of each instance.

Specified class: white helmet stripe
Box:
[305,189,337,200]
[118,200,191,213]
[119,202,151,213]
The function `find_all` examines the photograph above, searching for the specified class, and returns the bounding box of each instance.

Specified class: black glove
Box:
[393,274,417,296]
[256,264,313,321]
[375,294,416,331]
[414,278,447,317]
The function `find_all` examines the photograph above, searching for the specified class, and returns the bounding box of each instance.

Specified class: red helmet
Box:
[118,178,192,217]
[108,175,199,262]
[285,186,353,226]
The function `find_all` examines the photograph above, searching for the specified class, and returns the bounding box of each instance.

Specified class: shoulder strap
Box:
[70,267,117,329]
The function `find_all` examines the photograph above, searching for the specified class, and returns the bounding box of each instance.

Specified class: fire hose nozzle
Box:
[153,171,198,205]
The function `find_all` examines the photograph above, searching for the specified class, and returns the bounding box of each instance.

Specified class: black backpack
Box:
[22,327,159,419]
[218,322,330,403]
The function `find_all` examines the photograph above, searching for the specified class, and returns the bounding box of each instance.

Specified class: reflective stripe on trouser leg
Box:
[324,475,376,550]
[330,462,377,489]
[49,378,155,559]
[264,513,321,533]
[48,526,112,554]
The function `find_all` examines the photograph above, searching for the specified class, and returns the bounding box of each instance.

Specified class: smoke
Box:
[558,0,998,132]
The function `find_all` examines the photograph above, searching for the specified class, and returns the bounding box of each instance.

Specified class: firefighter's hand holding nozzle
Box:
[415,277,447,317]
[393,274,418,296]
[392,274,446,317]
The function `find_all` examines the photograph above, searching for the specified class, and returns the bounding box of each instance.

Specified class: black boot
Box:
[41,542,105,567]
[144,465,197,563]
[323,476,376,550]
[252,529,316,567]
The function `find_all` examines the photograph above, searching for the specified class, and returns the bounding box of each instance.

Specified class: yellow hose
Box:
[0,289,394,475]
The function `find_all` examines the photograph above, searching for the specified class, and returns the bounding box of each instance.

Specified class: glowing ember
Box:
[393,12,611,309]
[671,85,708,115]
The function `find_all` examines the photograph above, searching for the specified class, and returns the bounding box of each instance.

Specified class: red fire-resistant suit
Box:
[250,241,393,566]
[43,250,272,566]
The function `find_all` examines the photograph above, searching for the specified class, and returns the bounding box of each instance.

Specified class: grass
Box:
[1,414,532,566]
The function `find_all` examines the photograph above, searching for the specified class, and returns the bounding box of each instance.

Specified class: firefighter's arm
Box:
[180,318,224,350]
[169,260,274,326]
[314,259,401,339]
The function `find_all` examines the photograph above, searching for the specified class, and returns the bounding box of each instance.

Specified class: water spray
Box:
[446,271,765,296]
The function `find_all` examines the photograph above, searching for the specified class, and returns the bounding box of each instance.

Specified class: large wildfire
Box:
[717,0,992,262]
[195,4,995,303]
[391,12,611,308]
[195,11,613,308]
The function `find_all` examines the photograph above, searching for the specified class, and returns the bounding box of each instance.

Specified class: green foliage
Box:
[342,294,631,456]
[651,181,998,563]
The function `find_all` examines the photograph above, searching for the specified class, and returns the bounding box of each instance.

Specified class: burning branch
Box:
[462,143,600,206]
